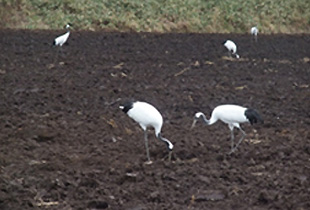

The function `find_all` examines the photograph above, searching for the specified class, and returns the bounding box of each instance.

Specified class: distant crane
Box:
[223,40,240,59]
[251,26,258,42]
[191,104,263,154]
[120,101,173,164]
[53,24,71,47]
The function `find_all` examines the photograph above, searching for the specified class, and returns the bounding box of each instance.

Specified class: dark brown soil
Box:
[0,30,309,210]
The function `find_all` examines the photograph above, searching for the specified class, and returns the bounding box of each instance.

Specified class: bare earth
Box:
[0,30,309,210]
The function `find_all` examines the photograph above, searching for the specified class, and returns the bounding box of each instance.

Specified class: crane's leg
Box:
[168,151,172,162]
[160,150,172,163]
[144,130,152,164]
[234,127,246,151]
[53,47,59,63]
[228,131,235,154]
[228,125,235,154]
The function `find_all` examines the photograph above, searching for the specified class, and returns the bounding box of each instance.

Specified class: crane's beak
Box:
[191,119,197,130]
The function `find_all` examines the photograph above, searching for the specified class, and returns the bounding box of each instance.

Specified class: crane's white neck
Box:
[195,112,210,125]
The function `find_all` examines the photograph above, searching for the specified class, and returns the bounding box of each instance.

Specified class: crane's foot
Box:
[144,160,153,165]
[228,148,237,155]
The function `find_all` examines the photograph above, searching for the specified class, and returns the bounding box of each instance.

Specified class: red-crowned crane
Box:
[53,24,71,47]
[251,26,258,42]
[120,101,173,164]
[191,104,263,154]
[223,40,240,59]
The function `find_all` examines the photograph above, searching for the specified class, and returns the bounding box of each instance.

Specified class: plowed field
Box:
[0,30,309,209]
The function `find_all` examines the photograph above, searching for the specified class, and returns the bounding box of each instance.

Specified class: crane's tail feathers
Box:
[245,109,263,125]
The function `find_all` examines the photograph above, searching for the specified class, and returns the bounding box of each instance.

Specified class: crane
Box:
[120,101,173,164]
[191,104,263,154]
[223,40,240,59]
[251,26,258,42]
[53,24,71,47]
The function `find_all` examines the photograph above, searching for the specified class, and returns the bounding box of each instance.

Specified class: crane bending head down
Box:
[120,101,173,163]
[191,104,263,154]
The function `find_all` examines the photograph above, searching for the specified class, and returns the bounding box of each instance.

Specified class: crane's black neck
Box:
[158,133,173,151]
[121,101,134,113]
[199,113,210,125]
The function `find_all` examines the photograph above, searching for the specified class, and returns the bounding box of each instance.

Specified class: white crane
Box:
[251,26,258,42]
[223,40,240,59]
[191,104,263,154]
[120,101,173,164]
[53,24,71,47]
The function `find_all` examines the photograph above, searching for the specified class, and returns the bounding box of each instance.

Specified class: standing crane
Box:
[53,24,71,47]
[251,26,258,42]
[191,104,263,154]
[120,101,173,164]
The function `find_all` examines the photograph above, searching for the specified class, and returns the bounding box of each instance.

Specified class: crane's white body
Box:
[120,101,173,163]
[192,104,262,154]
[53,24,70,46]
[251,26,258,42]
[251,26,258,36]
[127,101,163,137]
[223,40,240,58]
[203,104,248,126]
[54,32,70,46]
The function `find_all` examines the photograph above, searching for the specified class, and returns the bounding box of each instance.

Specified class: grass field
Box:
[1,0,310,33]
